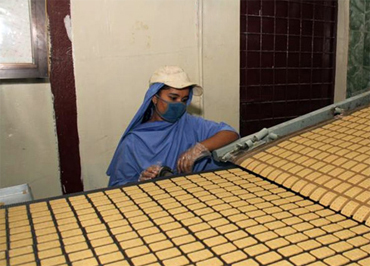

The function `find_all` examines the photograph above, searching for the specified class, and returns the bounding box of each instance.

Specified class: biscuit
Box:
[99,251,124,265]
[10,238,33,249]
[172,235,195,246]
[323,254,350,266]
[37,240,60,251]
[188,222,210,233]
[155,247,181,260]
[37,233,59,244]
[166,228,188,239]
[203,235,228,247]
[40,255,66,266]
[35,227,57,237]
[310,246,336,259]
[68,249,94,262]
[64,242,88,254]
[87,230,109,241]
[131,253,158,266]
[212,242,236,255]
[162,255,189,266]
[63,235,86,246]
[71,257,99,266]
[110,225,132,235]
[10,231,32,242]
[137,227,160,237]
[9,253,35,265]
[94,243,118,256]
[221,250,247,264]
[8,246,33,258]
[38,247,62,260]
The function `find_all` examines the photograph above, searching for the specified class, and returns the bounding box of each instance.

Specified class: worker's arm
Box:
[200,130,239,151]
[177,130,239,173]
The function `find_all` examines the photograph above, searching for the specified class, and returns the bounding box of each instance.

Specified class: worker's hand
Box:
[139,165,161,182]
[177,143,211,174]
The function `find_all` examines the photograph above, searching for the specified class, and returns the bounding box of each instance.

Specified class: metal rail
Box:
[213,90,370,163]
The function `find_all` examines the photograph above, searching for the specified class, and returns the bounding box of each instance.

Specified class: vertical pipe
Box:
[334,0,349,103]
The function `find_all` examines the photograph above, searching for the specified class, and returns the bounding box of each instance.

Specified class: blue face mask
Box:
[154,95,187,123]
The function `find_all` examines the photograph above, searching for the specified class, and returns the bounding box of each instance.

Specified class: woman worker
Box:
[107,66,239,186]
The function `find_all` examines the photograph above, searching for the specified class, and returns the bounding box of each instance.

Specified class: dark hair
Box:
[158,85,170,94]
[142,102,154,123]
[141,86,169,123]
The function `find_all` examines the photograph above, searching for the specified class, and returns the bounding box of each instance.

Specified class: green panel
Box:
[350,0,366,30]
[366,0,370,32]
[347,0,369,98]
[348,31,364,67]
[347,66,362,97]
[364,32,370,67]
[363,66,370,90]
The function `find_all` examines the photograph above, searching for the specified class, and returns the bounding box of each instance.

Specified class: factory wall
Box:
[0,82,61,199]
[0,0,359,200]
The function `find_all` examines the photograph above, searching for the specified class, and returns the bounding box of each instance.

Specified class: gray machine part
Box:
[213,91,370,163]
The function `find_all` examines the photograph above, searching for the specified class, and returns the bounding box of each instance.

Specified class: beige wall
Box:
[0,83,61,199]
[203,0,240,123]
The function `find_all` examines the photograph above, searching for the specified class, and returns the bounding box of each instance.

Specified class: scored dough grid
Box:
[1,168,370,266]
[239,106,370,225]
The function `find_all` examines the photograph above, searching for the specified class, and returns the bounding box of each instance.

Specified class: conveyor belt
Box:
[238,105,370,226]
[1,167,370,265]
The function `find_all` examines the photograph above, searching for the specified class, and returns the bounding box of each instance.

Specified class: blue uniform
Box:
[107,83,237,186]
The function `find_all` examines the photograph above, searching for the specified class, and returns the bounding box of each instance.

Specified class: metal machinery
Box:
[1,91,370,266]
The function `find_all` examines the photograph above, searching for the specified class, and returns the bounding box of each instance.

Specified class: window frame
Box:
[0,0,48,79]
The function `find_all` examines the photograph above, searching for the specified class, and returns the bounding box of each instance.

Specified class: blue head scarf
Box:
[107,83,194,177]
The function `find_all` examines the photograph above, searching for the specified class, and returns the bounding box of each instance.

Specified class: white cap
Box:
[149,66,203,96]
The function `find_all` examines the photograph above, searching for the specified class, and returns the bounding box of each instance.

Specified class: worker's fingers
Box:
[177,155,193,174]
[176,156,182,173]
[177,155,186,173]
[139,172,155,182]
[146,170,157,177]
[139,165,160,182]
[139,171,151,181]
[138,175,150,182]
[177,143,211,174]
[147,165,161,174]
[183,159,193,173]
